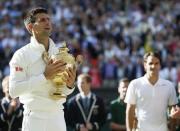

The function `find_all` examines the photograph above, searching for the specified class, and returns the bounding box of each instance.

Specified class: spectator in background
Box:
[124,55,145,81]
[125,52,178,131]
[0,76,23,131]
[110,78,136,131]
[101,57,118,88]
[65,73,107,131]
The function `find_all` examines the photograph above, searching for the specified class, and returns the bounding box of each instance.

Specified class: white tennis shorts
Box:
[22,109,66,131]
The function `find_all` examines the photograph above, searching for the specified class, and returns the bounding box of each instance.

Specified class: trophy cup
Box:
[42,42,83,100]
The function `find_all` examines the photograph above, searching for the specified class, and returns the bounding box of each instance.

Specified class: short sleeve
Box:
[124,81,136,105]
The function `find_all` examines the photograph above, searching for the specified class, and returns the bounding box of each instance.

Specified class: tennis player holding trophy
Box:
[9,7,83,131]
[42,42,83,100]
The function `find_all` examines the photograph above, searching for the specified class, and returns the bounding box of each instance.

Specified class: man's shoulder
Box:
[133,76,144,81]
[11,43,31,59]
[92,94,105,104]
[68,95,79,103]
[110,98,119,105]
[159,78,173,85]
[129,76,144,85]
[91,93,101,99]
[14,44,31,54]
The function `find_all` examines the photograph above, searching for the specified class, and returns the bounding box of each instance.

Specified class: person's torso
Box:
[15,41,66,111]
[0,98,23,131]
[134,77,175,130]
[110,99,126,124]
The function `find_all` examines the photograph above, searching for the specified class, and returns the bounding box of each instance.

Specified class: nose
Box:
[43,18,51,26]
[151,64,155,69]
[46,19,51,25]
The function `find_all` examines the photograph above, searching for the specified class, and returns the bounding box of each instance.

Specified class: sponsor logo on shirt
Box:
[15,66,23,72]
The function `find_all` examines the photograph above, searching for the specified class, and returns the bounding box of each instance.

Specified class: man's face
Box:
[77,77,90,94]
[118,81,129,100]
[3,83,11,99]
[144,55,160,76]
[32,13,52,37]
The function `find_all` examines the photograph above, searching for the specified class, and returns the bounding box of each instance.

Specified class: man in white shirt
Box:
[9,7,76,131]
[125,52,178,131]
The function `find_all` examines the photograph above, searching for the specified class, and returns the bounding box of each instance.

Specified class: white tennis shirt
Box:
[125,75,178,131]
[9,37,74,112]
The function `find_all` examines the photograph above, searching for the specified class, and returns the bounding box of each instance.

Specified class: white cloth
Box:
[124,75,178,131]
[9,36,75,131]
[22,109,66,131]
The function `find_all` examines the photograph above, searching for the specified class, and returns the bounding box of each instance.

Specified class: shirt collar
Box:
[30,36,46,53]
[80,92,92,99]
[118,97,125,104]
[28,36,58,63]
[143,74,160,86]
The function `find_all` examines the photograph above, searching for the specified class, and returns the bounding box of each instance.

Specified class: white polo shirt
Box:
[9,37,74,112]
[125,75,178,131]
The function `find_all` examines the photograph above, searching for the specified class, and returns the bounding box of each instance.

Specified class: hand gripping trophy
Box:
[42,42,83,100]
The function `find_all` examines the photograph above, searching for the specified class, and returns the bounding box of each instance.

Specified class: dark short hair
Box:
[119,77,129,83]
[143,52,161,63]
[78,74,92,83]
[24,7,48,25]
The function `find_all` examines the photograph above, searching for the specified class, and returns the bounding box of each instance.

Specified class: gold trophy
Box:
[42,42,83,100]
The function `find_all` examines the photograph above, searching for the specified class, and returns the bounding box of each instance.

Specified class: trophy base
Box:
[50,93,67,100]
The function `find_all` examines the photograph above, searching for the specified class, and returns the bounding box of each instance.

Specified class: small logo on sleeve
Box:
[15,66,23,72]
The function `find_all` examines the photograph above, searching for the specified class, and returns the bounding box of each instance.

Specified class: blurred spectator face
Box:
[118,81,129,100]
[2,76,11,99]
[77,75,91,95]
[31,13,52,37]
[144,55,161,76]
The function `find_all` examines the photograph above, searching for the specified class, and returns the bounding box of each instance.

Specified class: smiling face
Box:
[31,13,52,37]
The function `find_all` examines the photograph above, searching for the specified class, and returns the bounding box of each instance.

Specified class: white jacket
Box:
[9,37,74,112]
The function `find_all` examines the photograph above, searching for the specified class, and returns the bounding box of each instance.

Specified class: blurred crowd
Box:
[0,0,180,90]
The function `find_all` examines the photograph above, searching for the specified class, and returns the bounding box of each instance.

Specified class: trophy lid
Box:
[59,41,69,52]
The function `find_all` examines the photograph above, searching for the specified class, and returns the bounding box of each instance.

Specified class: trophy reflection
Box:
[42,42,83,100]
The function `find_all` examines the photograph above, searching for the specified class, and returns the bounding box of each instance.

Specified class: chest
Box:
[135,84,170,105]
[26,57,46,77]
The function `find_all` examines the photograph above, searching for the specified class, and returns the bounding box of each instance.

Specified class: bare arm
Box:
[110,122,126,130]
[126,104,136,131]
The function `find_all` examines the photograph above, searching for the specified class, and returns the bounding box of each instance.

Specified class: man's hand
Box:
[86,122,93,130]
[80,124,88,131]
[170,106,180,119]
[44,59,66,80]
[8,98,19,115]
[63,65,77,88]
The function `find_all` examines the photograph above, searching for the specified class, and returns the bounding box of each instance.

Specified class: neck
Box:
[34,35,49,51]
[83,91,90,96]
[119,97,125,103]
[146,73,158,85]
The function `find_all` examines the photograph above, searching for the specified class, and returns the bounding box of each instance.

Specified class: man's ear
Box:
[25,23,33,34]
[143,62,147,72]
